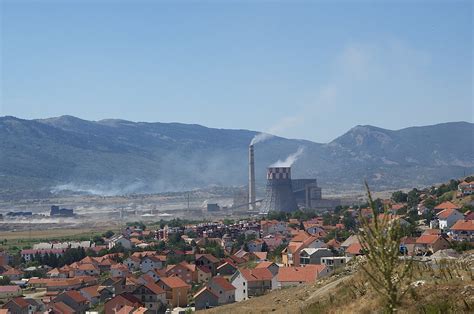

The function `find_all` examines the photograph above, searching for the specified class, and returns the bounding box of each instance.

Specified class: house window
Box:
[243,290,246,293]
[243,282,246,286]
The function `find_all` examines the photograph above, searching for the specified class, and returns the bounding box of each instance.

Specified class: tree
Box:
[103,230,115,239]
[0,276,11,285]
[391,191,408,203]
[358,182,413,313]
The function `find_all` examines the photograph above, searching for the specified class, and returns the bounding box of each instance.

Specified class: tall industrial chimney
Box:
[248,144,256,210]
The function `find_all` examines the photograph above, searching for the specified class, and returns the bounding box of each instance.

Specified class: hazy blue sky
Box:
[1,0,472,142]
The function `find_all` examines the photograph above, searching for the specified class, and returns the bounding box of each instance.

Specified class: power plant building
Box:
[260,167,298,213]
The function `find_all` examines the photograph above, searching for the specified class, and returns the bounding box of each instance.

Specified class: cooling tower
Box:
[260,167,298,213]
[248,145,256,210]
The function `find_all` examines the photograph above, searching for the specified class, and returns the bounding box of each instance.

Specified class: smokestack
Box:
[249,144,256,210]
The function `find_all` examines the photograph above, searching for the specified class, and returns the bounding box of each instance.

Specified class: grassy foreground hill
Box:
[203,255,474,314]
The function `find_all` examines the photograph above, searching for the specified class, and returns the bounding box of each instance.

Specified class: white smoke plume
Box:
[250,132,273,145]
[270,146,305,167]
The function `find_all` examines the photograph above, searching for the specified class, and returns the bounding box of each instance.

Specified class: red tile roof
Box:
[209,276,236,292]
[434,201,460,211]
[196,254,220,264]
[159,276,190,289]
[193,286,219,299]
[240,268,273,282]
[437,208,459,219]
[451,220,474,231]
[277,265,326,283]
[416,234,442,244]
[52,301,75,314]
[62,290,88,303]
[346,243,363,255]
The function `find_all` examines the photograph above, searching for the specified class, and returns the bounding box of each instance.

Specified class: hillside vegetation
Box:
[1,116,473,199]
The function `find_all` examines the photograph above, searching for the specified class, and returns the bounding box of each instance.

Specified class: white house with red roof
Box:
[450,220,474,242]
[436,208,464,230]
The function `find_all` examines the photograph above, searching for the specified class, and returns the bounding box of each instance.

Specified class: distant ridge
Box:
[0,115,472,199]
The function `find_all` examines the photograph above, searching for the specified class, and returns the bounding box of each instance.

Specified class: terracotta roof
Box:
[416,234,443,244]
[159,276,190,289]
[52,301,75,314]
[437,208,459,219]
[422,229,441,235]
[255,261,275,269]
[346,243,363,255]
[434,201,460,211]
[291,231,311,242]
[0,285,21,293]
[196,254,219,264]
[80,285,100,298]
[240,268,273,282]
[253,252,267,260]
[277,265,326,283]
[2,268,23,275]
[451,220,474,231]
[10,297,29,309]
[143,282,165,295]
[77,263,99,271]
[209,276,236,292]
[193,286,219,299]
[326,239,341,248]
[61,290,88,303]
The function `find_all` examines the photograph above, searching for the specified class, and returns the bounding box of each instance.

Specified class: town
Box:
[0,177,473,313]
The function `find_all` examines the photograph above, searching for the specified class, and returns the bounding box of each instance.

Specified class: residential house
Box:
[196,266,213,283]
[108,236,133,251]
[0,286,22,300]
[2,297,33,314]
[75,263,100,277]
[104,293,143,314]
[277,265,329,288]
[20,249,64,262]
[1,268,24,281]
[231,268,275,301]
[195,254,220,276]
[437,208,464,230]
[80,285,101,307]
[281,232,326,266]
[132,282,166,312]
[299,248,333,265]
[450,220,474,242]
[415,235,450,254]
[434,201,460,213]
[254,261,279,277]
[124,256,141,271]
[458,181,474,196]
[207,276,236,305]
[140,256,165,273]
[52,290,90,314]
[111,263,130,278]
[320,257,350,270]
[260,220,287,235]
[216,262,237,277]
[157,276,190,308]
[193,287,219,310]
[345,243,363,257]
[166,261,196,284]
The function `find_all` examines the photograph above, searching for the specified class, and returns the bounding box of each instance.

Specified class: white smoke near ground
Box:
[270,146,305,167]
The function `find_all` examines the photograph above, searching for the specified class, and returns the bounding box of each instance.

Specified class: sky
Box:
[0,0,472,143]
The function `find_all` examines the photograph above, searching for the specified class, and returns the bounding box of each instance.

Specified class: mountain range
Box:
[0,116,472,200]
